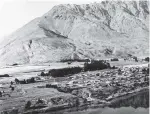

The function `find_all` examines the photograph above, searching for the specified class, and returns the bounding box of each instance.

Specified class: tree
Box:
[118,68,122,75]
[11,86,14,91]
[145,57,149,62]
[41,72,45,76]
[36,98,44,104]
[25,101,31,109]
[0,91,2,97]
[133,56,138,62]
[111,58,119,61]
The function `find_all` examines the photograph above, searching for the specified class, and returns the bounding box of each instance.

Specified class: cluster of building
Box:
[49,65,149,103]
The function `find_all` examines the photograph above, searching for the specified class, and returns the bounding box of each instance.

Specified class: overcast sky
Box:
[0,0,103,42]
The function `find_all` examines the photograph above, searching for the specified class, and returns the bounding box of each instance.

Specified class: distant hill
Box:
[0,1,149,65]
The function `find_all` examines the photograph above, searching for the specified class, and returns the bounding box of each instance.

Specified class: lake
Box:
[64,107,149,114]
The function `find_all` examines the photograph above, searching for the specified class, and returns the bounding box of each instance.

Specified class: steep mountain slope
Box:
[0,1,149,65]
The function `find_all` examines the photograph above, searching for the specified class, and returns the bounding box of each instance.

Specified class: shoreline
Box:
[22,87,149,114]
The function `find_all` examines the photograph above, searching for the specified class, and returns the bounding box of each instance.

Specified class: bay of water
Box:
[64,107,149,114]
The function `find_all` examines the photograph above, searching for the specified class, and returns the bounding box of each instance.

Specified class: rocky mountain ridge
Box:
[0,1,149,65]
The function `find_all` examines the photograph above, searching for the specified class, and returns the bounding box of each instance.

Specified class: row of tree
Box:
[41,60,111,77]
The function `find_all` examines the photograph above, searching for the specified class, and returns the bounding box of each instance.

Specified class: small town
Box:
[46,63,149,104]
[0,58,149,114]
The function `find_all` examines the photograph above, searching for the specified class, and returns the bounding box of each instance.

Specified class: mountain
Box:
[0,1,149,65]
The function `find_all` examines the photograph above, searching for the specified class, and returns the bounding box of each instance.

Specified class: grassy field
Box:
[0,80,75,113]
[109,59,148,67]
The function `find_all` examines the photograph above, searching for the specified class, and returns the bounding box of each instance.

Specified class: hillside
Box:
[0,1,149,65]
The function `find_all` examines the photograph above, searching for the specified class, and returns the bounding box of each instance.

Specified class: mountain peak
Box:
[0,1,149,65]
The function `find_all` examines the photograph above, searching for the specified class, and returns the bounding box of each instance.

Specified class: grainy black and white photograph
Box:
[0,0,149,114]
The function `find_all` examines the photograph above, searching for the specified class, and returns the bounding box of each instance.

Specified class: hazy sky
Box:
[0,0,102,42]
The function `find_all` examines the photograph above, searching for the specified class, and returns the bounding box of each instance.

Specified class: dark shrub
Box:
[124,58,127,61]
[0,74,9,77]
[30,77,35,82]
[111,58,119,61]
[0,74,8,77]
[12,63,18,66]
[40,71,49,76]
[46,84,73,93]
[46,84,57,88]
[57,87,72,93]
[11,86,14,91]
[96,73,100,76]
[145,57,149,62]
[15,78,20,84]
[27,77,35,83]
[118,68,122,75]
[142,68,149,74]
[4,74,9,77]
[25,101,31,109]
[75,99,80,107]
[36,98,45,104]
[133,56,138,62]
[41,71,45,76]
[0,91,2,97]
[15,78,35,84]
[46,84,51,88]
[10,81,13,85]
[49,67,82,77]
[67,61,72,64]
[19,79,27,84]
[84,60,110,71]
[111,66,116,69]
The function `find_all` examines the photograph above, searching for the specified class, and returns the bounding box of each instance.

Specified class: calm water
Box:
[48,90,149,114]
[64,107,149,114]
[64,90,149,114]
